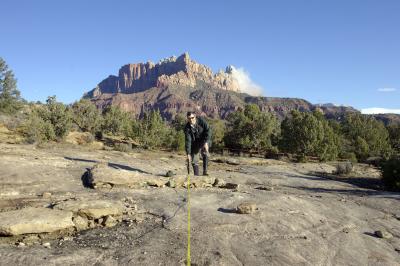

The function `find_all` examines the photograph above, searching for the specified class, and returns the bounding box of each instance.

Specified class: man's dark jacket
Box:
[184,117,211,155]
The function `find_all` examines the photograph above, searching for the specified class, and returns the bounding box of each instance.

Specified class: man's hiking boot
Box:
[193,165,200,176]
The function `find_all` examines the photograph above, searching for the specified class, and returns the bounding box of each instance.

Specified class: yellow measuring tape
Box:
[187,174,191,266]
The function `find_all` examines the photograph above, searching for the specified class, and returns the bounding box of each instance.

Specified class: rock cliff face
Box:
[84,53,359,120]
[84,53,241,98]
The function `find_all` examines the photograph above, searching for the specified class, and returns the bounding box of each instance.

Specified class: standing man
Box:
[184,112,212,176]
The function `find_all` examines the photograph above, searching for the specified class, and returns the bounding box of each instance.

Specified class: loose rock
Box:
[165,170,175,177]
[213,178,226,187]
[147,179,166,187]
[103,215,118,227]
[166,180,176,188]
[73,215,88,231]
[375,230,393,239]
[41,192,52,198]
[237,202,257,214]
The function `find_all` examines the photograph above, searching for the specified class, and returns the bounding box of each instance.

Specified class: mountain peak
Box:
[84,53,242,98]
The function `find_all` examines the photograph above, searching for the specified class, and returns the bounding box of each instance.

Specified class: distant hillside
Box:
[85,53,391,122]
[371,113,400,126]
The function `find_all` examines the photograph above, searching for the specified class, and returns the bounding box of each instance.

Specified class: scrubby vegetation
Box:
[279,110,340,162]
[335,162,353,175]
[341,113,392,162]
[381,157,400,191]
[224,104,279,152]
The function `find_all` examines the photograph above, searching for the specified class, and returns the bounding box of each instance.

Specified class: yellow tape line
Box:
[187,174,191,266]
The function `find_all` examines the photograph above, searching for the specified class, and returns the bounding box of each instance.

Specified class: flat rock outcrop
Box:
[85,162,172,189]
[0,207,74,236]
[53,199,125,220]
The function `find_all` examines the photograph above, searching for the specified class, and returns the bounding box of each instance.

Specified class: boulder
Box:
[0,207,74,236]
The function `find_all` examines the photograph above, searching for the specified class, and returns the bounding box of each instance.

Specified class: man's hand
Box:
[187,154,191,162]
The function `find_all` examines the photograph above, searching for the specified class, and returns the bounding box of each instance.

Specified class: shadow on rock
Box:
[65,156,153,175]
[108,162,153,175]
[217,208,237,214]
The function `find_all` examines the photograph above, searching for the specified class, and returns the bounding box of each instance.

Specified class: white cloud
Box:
[230,66,263,96]
[377,87,397,92]
[361,107,400,114]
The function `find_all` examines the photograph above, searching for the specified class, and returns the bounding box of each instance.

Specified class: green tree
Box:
[102,105,133,136]
[23,111,56,143]
[169,114,187,151]
[40,96,72,139]
[205,118,225,150]
[71,99,102,134]
[171,114,187,131]
[0,57,22,113]
[136,110,170,149]
[225,104,280,151]
[279,110,339,161]
[387,124,400,154]
[381,157,400,191]
[341,113,392,161]
[23,96,72,142]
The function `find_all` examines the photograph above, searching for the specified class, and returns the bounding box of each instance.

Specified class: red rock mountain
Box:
[84,53,359,120]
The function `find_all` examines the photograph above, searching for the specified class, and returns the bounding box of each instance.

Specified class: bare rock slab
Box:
[86,163,165,189]
[54,200,125,220]
[0,207,74,236]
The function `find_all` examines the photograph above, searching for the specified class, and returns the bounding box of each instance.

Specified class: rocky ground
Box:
[0,142,399,266]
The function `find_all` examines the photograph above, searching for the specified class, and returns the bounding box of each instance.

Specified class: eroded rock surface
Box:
[0,207,74,236]
[53,199,125,220]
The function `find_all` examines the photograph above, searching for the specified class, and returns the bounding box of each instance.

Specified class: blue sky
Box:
[1,0,399,113]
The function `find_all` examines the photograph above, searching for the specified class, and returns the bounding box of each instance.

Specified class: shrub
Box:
[21,96,72,142]
[136,110,170,149]
[387,124,400,154]
[102,105,133,137]
[225,104,280,151]
[71,99,102,134]
[114,142,132,152]
[40,96,72,139]
[341,113,392,162]
[170,129,185,151]
[23,112,56,143]
[279,110,339,161]
[335,162,353,175]
[340,152,358,164]
[206,118,225,151]
[381,157,400,191]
